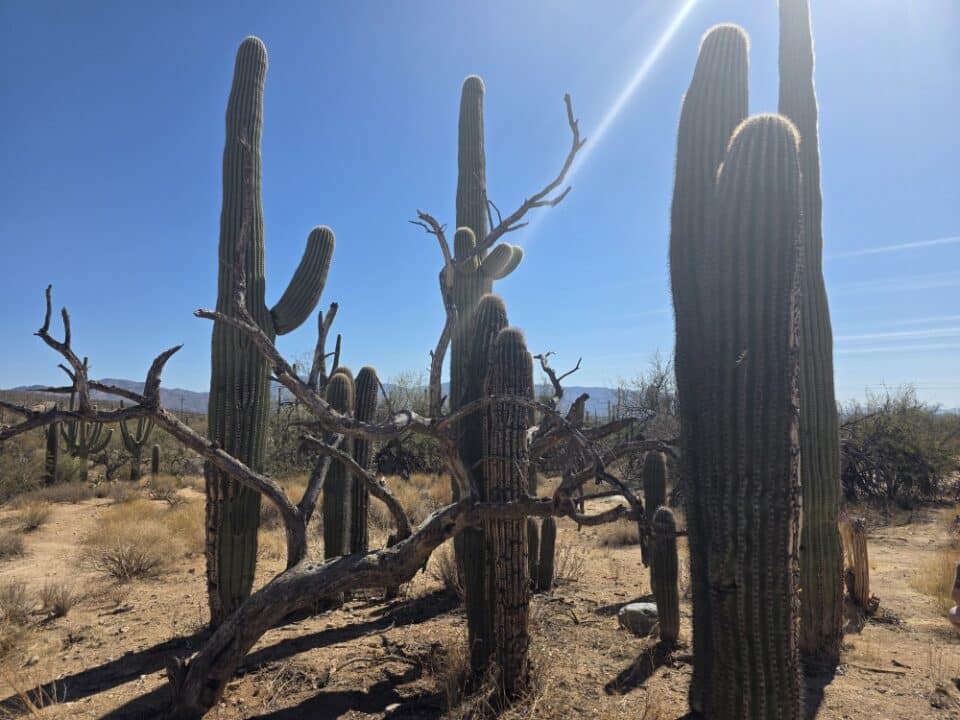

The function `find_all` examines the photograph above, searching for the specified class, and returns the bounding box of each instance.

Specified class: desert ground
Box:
[0,474,956,719]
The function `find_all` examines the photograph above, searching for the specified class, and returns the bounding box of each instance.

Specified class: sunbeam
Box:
[519,0,701,247]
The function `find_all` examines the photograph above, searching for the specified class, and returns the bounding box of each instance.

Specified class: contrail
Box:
[836,327,960,342]
[826,235,960,259]
[835,342,960,355]
[832,272,959,295]
[520,0,701,246]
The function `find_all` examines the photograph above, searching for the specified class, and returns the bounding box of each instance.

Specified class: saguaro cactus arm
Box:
[269,226,335,335]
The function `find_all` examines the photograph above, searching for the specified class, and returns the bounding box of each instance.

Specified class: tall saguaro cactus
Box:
[668,24,748,711]
[350,367,379,554]
[207,36,335,625]
[640,451,668,565]
[651,506,680,646]
[44,421,60,485]
[779,0,844,666]
[698,113,804,718]
[119,416,155,481]
[322,371,355,559]
[481,327,533,699]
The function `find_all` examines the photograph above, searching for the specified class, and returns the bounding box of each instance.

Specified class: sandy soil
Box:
[0,488,958,719]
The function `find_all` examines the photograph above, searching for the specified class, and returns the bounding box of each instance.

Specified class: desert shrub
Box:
[0,582,32,626]
[148,475,184,505]
[54,455,85,485]
[39,582,80,618]
[596,520,640,547]
[81,500,183,580]
[841,386,960,503]
[17,501,51,532]
[0,436,41,503]
[0,531,25,560]
[553,543,587,584]
[107,482,139,504]
[429,541,464,601]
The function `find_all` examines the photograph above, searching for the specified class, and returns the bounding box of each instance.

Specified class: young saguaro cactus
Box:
[206,36,335,625]
[779,0,844,666]
[481,327,533,699]
[668,24,748,711]
[460,294,509,674]
[322,370,355,559]
[651,506,680,646]
[696,113,804,719]
[44,421,60,485]
[840,518,870,610]
[119,416,155,481]
[350,366,378,554]
[640,451,668,566]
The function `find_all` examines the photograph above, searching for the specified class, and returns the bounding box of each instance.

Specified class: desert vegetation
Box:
[0,1,956,719]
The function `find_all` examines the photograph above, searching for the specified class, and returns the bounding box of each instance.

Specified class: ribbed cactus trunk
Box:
[151,444,160,478]
[462,294,508,674]
[640,451,668,565]
[481,327,533,699]
[207,36,334,625]
[651,506,680,646]
[537,516,556,592]
[526,518,539,585]
[840,518,870,609]
[44,422,59,485]
[350,367,378,554]
[700,114,804,719]
[668,25,748,712]
[779,0,844,667]
[323,371,355,559]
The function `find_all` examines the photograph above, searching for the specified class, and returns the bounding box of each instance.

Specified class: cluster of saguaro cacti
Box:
[640,451,668,565]
[650,506,680,646]
[62,365,113,484]
[481,326,534,699]
[44,421,59,485]
[840,517,871,610]
[206,35,335,625]
[449,77,524,661]
[670,18,806,714]
[322,369,355,559]
[779,0,844,666]
[119,416,155,481]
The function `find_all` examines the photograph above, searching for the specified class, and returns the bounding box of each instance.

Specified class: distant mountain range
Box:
[7,380,624,418]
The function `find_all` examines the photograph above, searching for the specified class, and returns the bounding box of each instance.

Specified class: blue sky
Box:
[1,1,957,406]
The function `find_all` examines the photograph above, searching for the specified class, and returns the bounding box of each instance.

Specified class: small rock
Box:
[617,602,658,636]
[385,703,401,713]
[23,655,39,667]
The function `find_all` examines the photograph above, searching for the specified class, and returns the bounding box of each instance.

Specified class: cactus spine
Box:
[537,516,556,592]
[350,367,378,554]
[151,443,161,478]
[481,327,533,698]
[322,371,355,559]
[650,506,680,646]
[779,0,844,666]
[206,36,334,624]
[119,416,155,481]
[44,421,60,485]
[640,451,668,565]
[668,25,748,711]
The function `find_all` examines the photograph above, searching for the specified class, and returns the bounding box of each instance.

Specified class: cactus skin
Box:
[322,372,355,559]
[119,416,155,481]
[481,327,533,698]
[459,294,509,675]
[206,36,334,625]
[668,25,748,711]
[779,0,844,667]
[44,422,60,485]
[526,518,540,585]
[151,443,161,478]
[350,367,378,554]
[537,516,557,592]
[651,506,680,645]
[696,114,804,718]
[62,367,113,484]
[640,451,668,566]
[840,518,870,609]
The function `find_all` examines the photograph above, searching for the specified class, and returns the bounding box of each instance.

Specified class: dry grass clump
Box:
[596,519,640,547]
[257,529,287,562]
[910,545,959,613]
[38,582,81,618]
[14,482,95,506]
[0,531,25,561]
[371,473,450,530]
[0,583,32,627]
[429,541,465,601]
[81,499,188,581]
[148,475,184,505]
[553,543,587,584]
[17,502,52,533]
